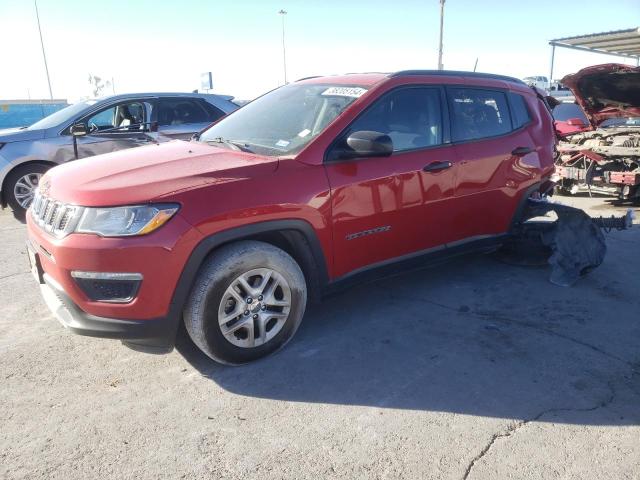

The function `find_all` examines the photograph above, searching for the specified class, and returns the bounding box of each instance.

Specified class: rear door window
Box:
[157,98,220,126]
[448,88,512,142]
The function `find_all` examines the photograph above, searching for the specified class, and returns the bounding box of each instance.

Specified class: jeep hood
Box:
[562,63,640,127]
[44,140,279,206]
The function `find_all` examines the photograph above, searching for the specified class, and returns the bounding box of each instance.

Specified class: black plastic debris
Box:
[507,200,632,287]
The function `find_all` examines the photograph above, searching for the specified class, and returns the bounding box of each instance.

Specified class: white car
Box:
[522,76,549,91]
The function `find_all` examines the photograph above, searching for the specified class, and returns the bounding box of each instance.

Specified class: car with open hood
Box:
[554,63,640,199]
[0,92,238,217]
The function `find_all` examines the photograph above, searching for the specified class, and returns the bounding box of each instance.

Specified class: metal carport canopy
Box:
[549,27,640,82]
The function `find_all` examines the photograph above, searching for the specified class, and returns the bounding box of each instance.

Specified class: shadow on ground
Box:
[176,252,640,425]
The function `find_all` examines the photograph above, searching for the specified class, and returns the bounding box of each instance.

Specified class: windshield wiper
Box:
[205,137,254,153]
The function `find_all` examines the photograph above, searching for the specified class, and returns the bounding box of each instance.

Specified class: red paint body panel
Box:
[45,140,278,206]
[27,71,555,323]
[27,212,202,319]
[561,63,640,128]
[325,144,457,277]
[610,172,640,186]
[554,120,590,136]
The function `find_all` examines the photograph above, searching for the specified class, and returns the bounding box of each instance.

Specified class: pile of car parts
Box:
[503,199,633,287]
[553,63,640,201]
[556,127,640,199]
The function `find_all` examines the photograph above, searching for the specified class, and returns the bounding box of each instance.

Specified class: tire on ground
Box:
[5,163,50,216]
[184,240,307,365]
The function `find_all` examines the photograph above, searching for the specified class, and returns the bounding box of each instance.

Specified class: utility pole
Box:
[437,0,445,70]
[34,0,53,100]
[278,9,288,84]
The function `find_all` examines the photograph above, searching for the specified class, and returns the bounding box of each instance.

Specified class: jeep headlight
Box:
[75,204,179,237]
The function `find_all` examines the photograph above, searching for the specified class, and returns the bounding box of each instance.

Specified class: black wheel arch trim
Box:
[164,218,330,341]
[508,181,546,232]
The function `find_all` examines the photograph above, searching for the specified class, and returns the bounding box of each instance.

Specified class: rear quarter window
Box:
[509,93,531,129]
[200,101,226,123]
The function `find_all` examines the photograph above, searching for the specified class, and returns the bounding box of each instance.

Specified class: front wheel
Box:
[184,240,307,365]
[5,164,50,217]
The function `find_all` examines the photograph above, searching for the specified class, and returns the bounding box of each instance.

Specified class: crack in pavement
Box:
[393,293,633,369]
[472,309,630,367]
[384,293,636,480]
[0,271,29,282]
[605,235,640,245]
[462,381,618,480]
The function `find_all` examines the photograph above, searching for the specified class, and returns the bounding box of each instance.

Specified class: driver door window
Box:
[85,102,146,133]
[347,87,444,152]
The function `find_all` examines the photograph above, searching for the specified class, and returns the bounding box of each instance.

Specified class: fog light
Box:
[71,271,142,303]
[622,185,631,197]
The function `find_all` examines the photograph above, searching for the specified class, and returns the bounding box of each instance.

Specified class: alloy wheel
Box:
[13,173,42,209]
[217,268,292,348]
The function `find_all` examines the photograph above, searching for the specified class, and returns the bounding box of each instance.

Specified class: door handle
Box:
[511,146,534,156]
[423,161,452,172]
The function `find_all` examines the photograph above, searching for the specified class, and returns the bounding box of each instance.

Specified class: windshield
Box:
[28,100,96,130]
[199,83,368,156]
[601,117,640,128]
[552,103,588,123]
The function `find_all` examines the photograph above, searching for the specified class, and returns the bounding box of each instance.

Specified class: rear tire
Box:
[5,164,50,218]
[184,240,307,365]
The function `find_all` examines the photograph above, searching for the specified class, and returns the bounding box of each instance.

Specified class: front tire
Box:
[5,164,49,217]
[184,240,307,365]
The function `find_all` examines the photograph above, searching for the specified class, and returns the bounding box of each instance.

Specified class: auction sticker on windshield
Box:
[321,87,367,98]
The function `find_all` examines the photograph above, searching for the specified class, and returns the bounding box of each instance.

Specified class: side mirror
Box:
[566,118,586,127]
[70,123,88,136]
[330,130,393,161]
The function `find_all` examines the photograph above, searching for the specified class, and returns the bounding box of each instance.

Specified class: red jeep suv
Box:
[26,71,555,364]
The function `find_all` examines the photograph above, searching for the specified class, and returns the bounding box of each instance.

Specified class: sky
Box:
[0,0,638,102]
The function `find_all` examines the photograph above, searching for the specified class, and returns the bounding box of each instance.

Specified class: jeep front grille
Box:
[30,191,80,238]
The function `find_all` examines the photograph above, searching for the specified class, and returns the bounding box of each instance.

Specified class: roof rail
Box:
[296,72,389,81]
[343,71,389,75]
[295,76,322,82]
[390,70,525,85]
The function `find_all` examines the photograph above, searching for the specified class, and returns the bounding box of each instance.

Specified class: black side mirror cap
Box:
[329,130,393,161]
[70,123,88,137]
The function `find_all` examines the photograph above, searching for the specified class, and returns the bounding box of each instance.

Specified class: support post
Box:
[278,9,288,85]
[437,0,445,70]
[549,44,556,89]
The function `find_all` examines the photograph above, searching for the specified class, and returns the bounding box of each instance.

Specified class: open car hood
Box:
[561,63,640,128]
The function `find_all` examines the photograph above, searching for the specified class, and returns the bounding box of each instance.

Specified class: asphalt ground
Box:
[1,194,639,479]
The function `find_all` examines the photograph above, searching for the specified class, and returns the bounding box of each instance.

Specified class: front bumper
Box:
[26,210,204,351]
[39,271,177,352]
[26,211,201,320]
